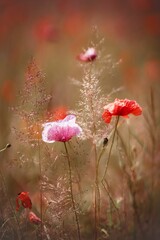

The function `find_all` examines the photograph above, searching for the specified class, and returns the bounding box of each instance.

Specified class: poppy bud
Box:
[103,137,108,147]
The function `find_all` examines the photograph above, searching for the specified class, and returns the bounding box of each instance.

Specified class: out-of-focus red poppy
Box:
[0,80,15,103]
[46,106,68,121]
[29,211,41,225]
[143,59,160,81]
[34,18,58,43]
[77,48,97,62]
[102,98,142,123]
[144,14,160,36]
[122,65,138,89]
[130,0,151,11]
[63,12,86,37]
[16,192,32,211]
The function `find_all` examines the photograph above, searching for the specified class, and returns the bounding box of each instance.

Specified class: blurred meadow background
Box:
[0,0,160,239]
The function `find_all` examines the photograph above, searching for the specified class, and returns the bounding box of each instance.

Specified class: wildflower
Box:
[34,18,58,42]
[77,47,97,62]
[16,192,32,211]
[0,80,15,103]
[102,98,142,123]
[46,106,68,121]
[29,211,41,225]
[42,115,82,143]
[143,59,160,82]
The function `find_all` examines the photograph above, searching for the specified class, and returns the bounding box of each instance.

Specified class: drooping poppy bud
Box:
[29,211,41,225]
[16,192,32,211]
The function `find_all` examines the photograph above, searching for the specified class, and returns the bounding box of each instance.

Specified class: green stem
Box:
[34,80,43,240]
[64,142,81,240]
[93,143,100,240]
[101,116,119,182]
[87,64,100,240]
[149,86,156,239]
[0,144,23,239]
[38,138,43,240]
[102,179,121,223]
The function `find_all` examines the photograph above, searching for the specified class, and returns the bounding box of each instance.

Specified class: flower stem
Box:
[149,85,156,239]
[38,139,43,240]
[0,145,23,240]
[34,81,43,240]
[101,116,119,182]
[64,142,81,240]
[93,143,100,240]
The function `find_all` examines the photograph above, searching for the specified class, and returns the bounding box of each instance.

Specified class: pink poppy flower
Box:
[42,115,82,143]
[102,98,142,123]
[29,211,41,225]
[77,47,97,62]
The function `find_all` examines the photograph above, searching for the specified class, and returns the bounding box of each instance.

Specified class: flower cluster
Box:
[16,192,41,225]
[41,99,142,144]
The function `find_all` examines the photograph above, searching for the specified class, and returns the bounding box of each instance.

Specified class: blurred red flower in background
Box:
[77,47,97,62]
[29,211,41,225]
[16,192,32,211]
[143,59,160,81]
[46,106,68,121]
[102,98,142,123]
[0,80,15,103]
[34,18,58,43]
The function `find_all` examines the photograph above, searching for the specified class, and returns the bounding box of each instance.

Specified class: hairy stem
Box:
[34,81,43,240]
[0,145,23,240]
[93,143,100,240]
[102,116,119,182]
[149,86,156,239]
[64,142,81,240]
[38,139,43,240]
[102,179,121,223]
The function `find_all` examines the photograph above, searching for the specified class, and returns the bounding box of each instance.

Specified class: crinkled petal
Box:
[42,122,56,143]
[42,114,82,143]
[102,98,142,123]
[102,110,112,123]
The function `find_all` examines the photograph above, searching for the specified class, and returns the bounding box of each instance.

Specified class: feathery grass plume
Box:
[42,176,71,220]
[10,59,53,239]
[75,41,110,145]
[12,58,52,144]
[41,175,73,238]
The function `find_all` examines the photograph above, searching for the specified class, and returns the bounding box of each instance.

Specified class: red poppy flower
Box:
[33,18,58,43]
[46,106,68,121]
[102,98,142,123]
[77,48,97,62]
[29,211,41,225]
[16,192,32,211]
